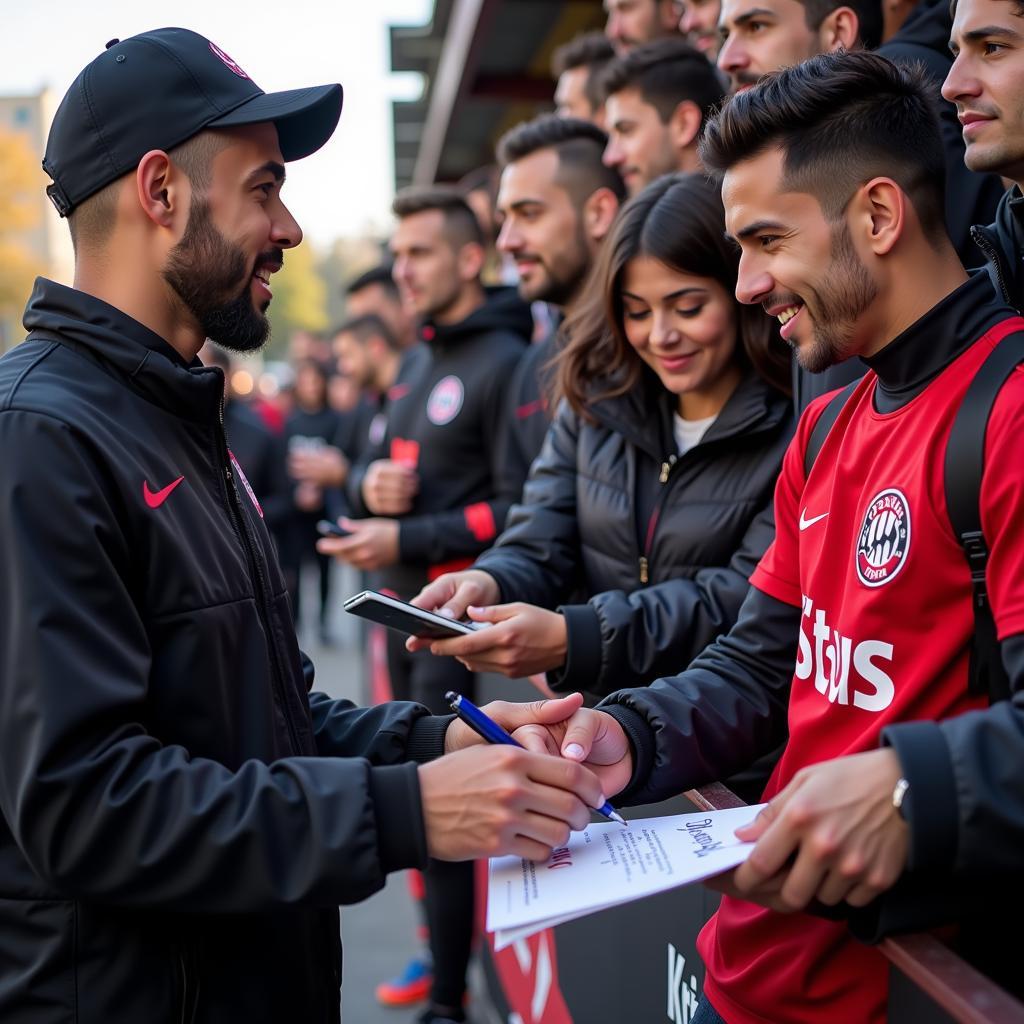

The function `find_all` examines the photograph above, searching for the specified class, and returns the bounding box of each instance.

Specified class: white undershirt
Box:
[673,412,718,455]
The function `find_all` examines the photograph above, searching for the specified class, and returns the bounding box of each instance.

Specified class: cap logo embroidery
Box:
[208,41,249,79]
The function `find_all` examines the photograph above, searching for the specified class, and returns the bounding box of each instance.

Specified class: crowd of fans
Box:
[197,1,1024,1021]
[32,2,1023,1023]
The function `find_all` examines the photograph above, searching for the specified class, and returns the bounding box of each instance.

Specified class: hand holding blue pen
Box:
[445,690,628,827]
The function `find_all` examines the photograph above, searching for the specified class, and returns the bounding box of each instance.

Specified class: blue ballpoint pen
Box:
[445,690,628,827]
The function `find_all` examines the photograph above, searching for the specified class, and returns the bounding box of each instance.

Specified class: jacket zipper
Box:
[971,225,1012,306]
[639,455,677,583]
[215,399,303,755]
[178,950,200,1024]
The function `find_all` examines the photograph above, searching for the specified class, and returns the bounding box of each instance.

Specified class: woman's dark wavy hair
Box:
[553,172,790,420]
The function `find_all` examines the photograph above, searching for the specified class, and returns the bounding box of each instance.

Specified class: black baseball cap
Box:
[43,27,343,217]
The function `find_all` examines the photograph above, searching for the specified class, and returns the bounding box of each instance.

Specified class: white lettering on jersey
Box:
[795,595,895,712]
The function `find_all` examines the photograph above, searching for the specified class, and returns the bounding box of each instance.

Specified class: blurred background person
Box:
[457,164,518,286]
[287,327,331,365]
[343,262,431,435]
[551,30,617,127]
[409,174,792,722]
[679,0,724,57]
[605,0,686,53]
[283,358,342,640]
[334,314,406,457]
[494,114,625,491]
[323,187,531,1024]
[345,263,418,352]
[288,316,404,505]
[326,366,362,417]
[602,37,726,195]
[717,0,879,95]
[457,165,500,248]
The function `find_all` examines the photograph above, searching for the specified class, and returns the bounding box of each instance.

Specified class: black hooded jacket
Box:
[0,279,450,1024]
[473,370,793,696]
[347,286,532,595]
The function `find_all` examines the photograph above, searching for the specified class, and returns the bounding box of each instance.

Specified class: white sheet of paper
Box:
[493,897,638,950]
[487,804,764,946]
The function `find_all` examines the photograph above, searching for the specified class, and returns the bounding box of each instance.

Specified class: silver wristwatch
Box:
[892,777,911,821]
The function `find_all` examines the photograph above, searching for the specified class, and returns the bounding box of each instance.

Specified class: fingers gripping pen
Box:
[445,691,628,826]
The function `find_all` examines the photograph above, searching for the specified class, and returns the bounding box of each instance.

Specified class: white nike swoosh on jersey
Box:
[799,509,829,531]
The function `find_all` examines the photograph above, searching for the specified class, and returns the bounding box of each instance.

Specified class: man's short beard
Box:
[163,196,275,354]
[797,221,878,374]
[522,221,591,307]
[422,274,469,322]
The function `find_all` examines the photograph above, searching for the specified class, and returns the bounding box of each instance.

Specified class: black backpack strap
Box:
[945,331,1024,703]
[803,380,860,478]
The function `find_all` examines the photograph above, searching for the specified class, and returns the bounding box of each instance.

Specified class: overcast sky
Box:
[0,0,432,246]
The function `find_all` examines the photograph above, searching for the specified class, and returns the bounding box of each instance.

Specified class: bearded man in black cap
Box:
[0,28,605,1024]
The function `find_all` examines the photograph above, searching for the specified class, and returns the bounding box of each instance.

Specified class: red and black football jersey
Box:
[698,316,1024,1024]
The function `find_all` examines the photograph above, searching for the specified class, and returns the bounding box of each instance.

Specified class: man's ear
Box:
[582,188,622,245]
[135,149,190,231]
[849,177,906,257]
[457,241,486,283]
[668,99,703,153]
[818,6,860,51]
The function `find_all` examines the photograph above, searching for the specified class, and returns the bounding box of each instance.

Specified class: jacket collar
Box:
[863,271,1016,412]
[22,277,225,423]
[587,368,789,462]
[972,185,1024,307]
[419,286,533,350]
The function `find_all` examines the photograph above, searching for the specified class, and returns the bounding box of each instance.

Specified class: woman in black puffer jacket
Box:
[408,173,793,697]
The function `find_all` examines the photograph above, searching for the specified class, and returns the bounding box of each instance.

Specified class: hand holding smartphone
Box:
[317,519,352,538]
[343,590,486,639]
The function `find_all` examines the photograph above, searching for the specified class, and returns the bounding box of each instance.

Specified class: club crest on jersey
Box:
[855,488,910,587]
[426,375,464,426]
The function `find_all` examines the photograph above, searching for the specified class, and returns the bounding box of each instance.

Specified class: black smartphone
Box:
[343,590,481,639]
[317,519,352,538]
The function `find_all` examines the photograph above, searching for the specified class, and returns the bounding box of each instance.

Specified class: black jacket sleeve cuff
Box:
[397,518,431,563]
[405,714,455,764]
[368,763,429,874]
[599,704,656,803]
[548,603,602,693]
[881,719,958,872]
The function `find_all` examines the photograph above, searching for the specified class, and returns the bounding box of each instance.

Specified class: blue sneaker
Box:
[375,956,432,1007]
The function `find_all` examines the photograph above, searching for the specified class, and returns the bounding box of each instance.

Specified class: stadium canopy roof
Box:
[390,0,605,189]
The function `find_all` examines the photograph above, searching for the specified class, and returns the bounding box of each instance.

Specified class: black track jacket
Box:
[347,287,531,595]
[0,279,450,1024]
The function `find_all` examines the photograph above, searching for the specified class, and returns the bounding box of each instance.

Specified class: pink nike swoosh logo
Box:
[143,476,185,509]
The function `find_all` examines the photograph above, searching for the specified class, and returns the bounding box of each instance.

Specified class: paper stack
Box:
[487,804,764,950]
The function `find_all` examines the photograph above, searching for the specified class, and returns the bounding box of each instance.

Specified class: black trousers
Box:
[386,630,477,1009]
